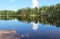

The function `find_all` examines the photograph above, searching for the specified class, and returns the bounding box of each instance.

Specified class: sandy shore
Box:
[0,30,20,39]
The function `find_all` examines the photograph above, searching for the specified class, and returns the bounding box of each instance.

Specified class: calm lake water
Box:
[0,16,60,39]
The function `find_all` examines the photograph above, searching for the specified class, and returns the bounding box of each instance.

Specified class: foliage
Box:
[0,3,60,27]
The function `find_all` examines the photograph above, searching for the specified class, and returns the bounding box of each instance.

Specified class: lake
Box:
[0,16,60,39]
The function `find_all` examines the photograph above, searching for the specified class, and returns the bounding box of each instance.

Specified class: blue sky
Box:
[0,0,60,10]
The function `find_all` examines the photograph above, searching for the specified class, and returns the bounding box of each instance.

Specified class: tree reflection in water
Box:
[0,16,60,27]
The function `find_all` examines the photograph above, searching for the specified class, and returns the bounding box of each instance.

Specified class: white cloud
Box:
[32,0,38,8]
[10,0,15,2]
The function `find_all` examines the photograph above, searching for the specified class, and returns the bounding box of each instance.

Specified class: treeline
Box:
[0,3,60,27]
[0,3,60,16]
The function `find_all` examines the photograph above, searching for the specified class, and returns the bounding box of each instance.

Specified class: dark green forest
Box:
[0,3,60,16]
[0,3,60,27]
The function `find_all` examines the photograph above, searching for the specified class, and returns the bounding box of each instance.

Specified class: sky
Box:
[0,0,60,11]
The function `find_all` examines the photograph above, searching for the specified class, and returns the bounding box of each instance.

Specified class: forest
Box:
[0,3,60,17]
[0,3,60,27]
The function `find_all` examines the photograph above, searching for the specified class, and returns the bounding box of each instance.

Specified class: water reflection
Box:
[21,34,29,38]
[0,16,60,27]
[32,22,38,30]
[0,16,60,39]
